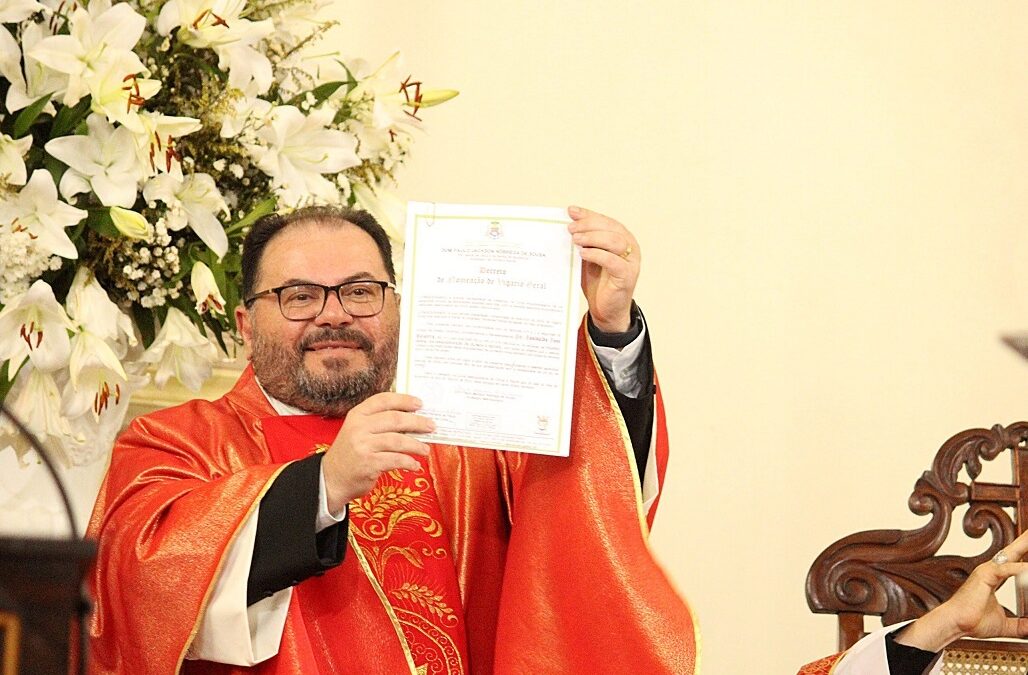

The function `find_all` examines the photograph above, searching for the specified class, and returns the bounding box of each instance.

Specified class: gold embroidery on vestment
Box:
[349,468,466,674]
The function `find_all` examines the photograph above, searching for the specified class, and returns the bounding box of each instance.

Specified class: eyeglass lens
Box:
[279,282,385,319]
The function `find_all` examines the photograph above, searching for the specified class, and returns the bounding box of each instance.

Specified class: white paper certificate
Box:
[396,202,582,456]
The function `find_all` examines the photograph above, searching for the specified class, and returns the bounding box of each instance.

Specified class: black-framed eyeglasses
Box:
[244,280,396,321]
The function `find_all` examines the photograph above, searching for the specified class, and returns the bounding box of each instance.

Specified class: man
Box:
[799,530,1028,673]
[86,205,697,674]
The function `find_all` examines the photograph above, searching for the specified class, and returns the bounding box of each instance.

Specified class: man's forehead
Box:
[261,220,388,278]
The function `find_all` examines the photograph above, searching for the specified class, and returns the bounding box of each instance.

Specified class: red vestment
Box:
[86,326,697,674]
[797,654,842,674]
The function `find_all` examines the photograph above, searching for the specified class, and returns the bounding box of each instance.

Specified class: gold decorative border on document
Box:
[0,611,22,675]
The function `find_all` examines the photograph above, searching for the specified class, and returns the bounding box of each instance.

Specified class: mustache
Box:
[299,327,375,352]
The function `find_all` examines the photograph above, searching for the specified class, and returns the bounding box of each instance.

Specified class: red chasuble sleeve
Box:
[86,372,285,675]
[489,326,699,674]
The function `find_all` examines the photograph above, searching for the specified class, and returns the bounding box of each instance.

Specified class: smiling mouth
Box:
[305,342,364,352]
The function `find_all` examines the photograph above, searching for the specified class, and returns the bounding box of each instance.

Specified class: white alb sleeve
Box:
[590,323,647,398]
[832,621,943,675]
[316,463,347,531]
[184,506,291,665]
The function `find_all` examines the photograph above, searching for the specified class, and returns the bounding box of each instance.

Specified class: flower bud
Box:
[109,207,153,240]
[191,262,226,315]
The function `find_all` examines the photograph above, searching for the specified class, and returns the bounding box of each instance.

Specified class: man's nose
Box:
[315,290,355,326]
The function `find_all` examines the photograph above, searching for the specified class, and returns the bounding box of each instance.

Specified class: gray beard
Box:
[252,326,397,416]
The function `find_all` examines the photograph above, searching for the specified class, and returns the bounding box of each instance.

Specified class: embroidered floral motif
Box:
[348,463,466,674]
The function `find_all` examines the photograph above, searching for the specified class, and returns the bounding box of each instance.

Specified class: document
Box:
[396,202,582,456]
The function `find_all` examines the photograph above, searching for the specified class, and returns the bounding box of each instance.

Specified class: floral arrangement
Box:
[0,0,455,467]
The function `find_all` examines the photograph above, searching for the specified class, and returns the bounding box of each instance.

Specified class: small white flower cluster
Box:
[0,226,63,304]
[115,218,183,308]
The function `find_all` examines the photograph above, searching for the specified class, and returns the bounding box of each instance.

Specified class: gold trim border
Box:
[0,611,21,675]
[348,533,419,675]
[583,338,648,536]
[584,341,704,674]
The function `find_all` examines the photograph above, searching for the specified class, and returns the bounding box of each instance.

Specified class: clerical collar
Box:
[254,377,309,417]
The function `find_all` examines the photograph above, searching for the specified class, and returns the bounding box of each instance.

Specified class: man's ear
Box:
[236,304,254,360]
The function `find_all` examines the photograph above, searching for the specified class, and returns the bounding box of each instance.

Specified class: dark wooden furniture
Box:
[806,422,1028,652]
[0,537,96,675]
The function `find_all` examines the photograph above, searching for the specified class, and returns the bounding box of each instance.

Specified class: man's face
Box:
[236,221,400,416]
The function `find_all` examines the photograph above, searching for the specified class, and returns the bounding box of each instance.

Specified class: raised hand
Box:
[896,529,1028,651]
[320,392,435,512]
[567,205,640,333]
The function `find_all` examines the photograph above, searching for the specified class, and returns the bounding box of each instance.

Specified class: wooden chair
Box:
[806,422,1028,668]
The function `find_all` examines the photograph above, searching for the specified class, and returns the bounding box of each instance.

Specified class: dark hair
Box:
[241,206,396,302]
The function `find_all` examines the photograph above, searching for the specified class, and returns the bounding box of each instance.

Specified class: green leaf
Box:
[0,360,20,405]
[13,94,53,138]
[205,315,230,356]
[288,80,346,107]
[224,195,277,235]
[85,209,119,239]
[51,97,92,138]
[131,304,157,348]
[43,153,67,187]
[335,59,360,88]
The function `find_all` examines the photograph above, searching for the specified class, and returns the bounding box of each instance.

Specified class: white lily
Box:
[3,366,71,442]
[65,267,135,349]
[352,183,406,241]
[249,104,359,206]
[0,0,42,23]
[0,26,22,96]
[0,279,75,375]
[219,82,272,138]
[109,207,152,240]
[28,0,146,106]
[140,307,218,391]
[190,262,226,315]
[266,0,329,48]
[63,369,148,466]
[347,52,457,131]
[88,52,161,129]
[143,173,229,257]
[63,330,128,420]
[0,169,85,259]
[0,132,32,186]
[130,111,202,176]
[156,0,273,93]
[3,22,65,115]
[45,114,145,207]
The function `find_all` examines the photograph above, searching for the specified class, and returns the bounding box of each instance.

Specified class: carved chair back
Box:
[806,422,1028,652]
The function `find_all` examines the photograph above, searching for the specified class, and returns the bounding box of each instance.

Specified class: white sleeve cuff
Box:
[317,463,347,532]
[833,621,943,675]
[185,506,291,665]
[590,320,648,398]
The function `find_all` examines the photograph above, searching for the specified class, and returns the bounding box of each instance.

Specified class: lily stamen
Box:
[399,76,423,120]
[165,136,181,172]
[191,9,230,30]
[121,74,146,113]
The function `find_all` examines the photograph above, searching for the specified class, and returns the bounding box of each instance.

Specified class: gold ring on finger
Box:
[621,244,633,260]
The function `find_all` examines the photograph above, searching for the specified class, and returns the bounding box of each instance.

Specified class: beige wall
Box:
[329,2,1028,671]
